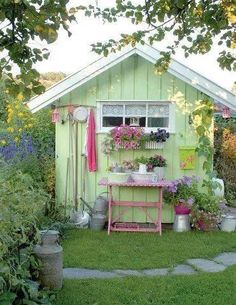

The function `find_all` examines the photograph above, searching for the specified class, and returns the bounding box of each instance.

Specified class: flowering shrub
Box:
[0,133,35,161]
[222,128,236,159]
[6,93,35,136]
[164,176,200,207]
[0,160,53,304]
[190,209,219,231]
[214,117,236,206]
[0,131,55,197]
[190,192,220,231]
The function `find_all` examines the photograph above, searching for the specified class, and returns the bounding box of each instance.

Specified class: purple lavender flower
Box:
[187,197,194,205]
[167,182,178,193]
[193,175,201,182]
[182,176,193,186]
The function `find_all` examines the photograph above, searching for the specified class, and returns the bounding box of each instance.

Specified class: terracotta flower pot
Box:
[174,205,190,215]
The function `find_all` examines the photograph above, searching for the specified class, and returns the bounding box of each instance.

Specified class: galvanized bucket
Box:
[90,213,106,231]
[173,214,191,232]
[221,215,236,232]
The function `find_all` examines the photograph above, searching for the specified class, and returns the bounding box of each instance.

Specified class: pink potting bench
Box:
[98,178,171,235]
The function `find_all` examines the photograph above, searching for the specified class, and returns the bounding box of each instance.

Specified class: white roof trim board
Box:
[28,44,236,113]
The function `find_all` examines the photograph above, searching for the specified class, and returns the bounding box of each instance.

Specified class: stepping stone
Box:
[186,259,226,273]
[63,268,119,279]
[214,252,236,266]
[114,269,143,276]
[142,268,168,276]
[171,264,197,275]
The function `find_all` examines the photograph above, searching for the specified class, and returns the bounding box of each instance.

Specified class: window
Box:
[98,101,175,133]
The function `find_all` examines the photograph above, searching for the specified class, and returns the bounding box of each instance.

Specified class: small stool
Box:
[173,214,191,232]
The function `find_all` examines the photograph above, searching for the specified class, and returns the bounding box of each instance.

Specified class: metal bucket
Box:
[221,215,236,232]
[173,214,191,232]
[90,213,106,231]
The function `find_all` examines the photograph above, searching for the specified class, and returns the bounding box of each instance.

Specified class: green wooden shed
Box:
[28,44,235,224]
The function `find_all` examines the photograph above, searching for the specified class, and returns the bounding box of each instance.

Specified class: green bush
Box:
[0,160,54,304]
[214,116,236,206]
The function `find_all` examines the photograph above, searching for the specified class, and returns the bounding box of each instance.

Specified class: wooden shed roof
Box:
[28,44,236,113]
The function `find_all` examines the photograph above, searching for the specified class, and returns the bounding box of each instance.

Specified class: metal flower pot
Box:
[173,214,191,232]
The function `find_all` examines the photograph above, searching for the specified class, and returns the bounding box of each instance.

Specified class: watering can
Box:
[93,195,108,214]
[80,196,108,231]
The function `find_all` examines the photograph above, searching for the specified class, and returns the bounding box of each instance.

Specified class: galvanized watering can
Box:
[80,195,108,231]
[93,195,108,214]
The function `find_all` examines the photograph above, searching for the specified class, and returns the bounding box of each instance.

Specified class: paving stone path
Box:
[63,252,236,280]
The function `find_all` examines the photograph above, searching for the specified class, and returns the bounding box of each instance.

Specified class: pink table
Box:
[98,178,172,235]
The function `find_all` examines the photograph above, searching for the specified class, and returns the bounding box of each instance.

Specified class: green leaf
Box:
[196,125,205,136]
[0,292,16,305]
[176,0,186,9]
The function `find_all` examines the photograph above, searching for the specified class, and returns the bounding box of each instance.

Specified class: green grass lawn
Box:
[56,266,236,305]
[62,229,236,270]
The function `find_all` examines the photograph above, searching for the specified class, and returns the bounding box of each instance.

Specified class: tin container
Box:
[221,215,236,232]
[34,230,63,289]
[173,214,191,232]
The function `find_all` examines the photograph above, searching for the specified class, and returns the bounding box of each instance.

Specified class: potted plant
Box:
[107,163,130,183]
[109,163,123,173]
[134,155,150,173]
[122,160,138,173]
[190,192,220,231]
[102,125,145,154]
[164,176,199,215]
[150,128,170,142]
[147,155,167,179]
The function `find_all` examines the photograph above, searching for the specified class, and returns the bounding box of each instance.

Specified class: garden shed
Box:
[28,44,236,224]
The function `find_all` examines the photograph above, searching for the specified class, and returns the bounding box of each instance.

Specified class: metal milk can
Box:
[34,230,63,289]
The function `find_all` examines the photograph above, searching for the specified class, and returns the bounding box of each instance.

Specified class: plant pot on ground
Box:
[163,176,199,213]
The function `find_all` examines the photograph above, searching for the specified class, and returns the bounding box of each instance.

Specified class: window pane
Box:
[125,105,146,116]
[125,117,146,127]
[148,117,169,128]
[103,117,123,127]
[102,105,123,116]
[148,105,169,116]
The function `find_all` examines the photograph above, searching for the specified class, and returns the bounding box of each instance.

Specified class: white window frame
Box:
[97,100,175,134]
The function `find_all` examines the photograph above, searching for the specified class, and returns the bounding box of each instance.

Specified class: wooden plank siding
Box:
[55,55,211,223]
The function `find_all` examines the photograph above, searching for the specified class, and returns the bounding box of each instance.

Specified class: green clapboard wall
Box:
[55,54,211,223]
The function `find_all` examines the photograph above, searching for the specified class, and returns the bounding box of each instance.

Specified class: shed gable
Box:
[28,44,235,113]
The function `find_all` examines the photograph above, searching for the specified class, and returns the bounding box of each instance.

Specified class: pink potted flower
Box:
[164,176,199,215]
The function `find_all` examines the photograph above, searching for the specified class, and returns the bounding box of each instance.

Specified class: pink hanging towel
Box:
[86,109,97,172]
